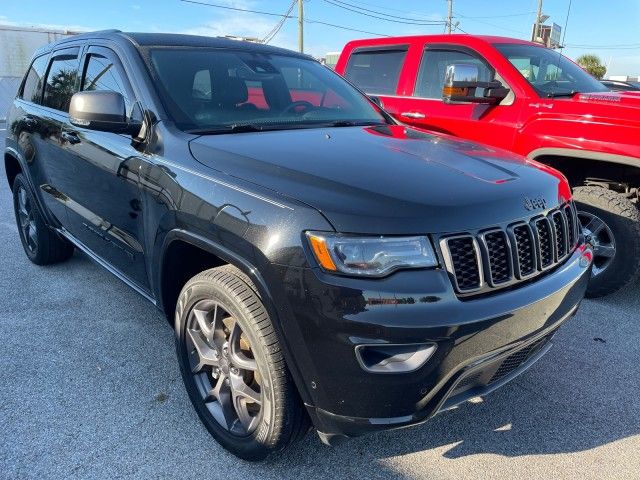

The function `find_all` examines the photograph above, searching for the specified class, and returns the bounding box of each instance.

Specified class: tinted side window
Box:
[414,49,493,99]
[343,49,407,95]
[43,54,79,112]
[82,54,134,110]
[21,55,49,104]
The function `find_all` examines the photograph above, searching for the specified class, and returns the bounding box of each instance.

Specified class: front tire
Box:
[573,186,640,297]
[174,266,309,461]
[12,174,74,265]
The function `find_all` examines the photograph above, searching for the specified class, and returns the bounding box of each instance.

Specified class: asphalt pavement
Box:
[1,132,639,479]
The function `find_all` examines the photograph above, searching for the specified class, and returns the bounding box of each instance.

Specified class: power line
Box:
[327,0,429,16]
[453,24,468,34]
[181,0,295,19]
[559,0,571,51]
[565,45,640,50]
[262,0,297,44]
[305,18,389,37]
[459,11,535,19]
[323,0,446,25]
[453,11,529,36]
[180,0,389,37]
[567,42,640,48]
[324,0,444,23]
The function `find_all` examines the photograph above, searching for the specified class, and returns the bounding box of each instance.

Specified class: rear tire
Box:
[573,186,640,297]
[174,265,309,461]
[12,174,74,265]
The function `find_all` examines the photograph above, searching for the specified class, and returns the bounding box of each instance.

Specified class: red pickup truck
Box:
[336,34,640,297]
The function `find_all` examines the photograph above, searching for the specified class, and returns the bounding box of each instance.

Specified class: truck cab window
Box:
[343,48,407,95]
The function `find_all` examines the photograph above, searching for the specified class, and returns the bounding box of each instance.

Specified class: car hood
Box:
[189,125,569,234]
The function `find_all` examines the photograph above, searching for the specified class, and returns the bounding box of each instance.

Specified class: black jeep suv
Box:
[4,31,592,460]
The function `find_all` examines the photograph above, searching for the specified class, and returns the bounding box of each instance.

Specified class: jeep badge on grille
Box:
[524,196,547,211]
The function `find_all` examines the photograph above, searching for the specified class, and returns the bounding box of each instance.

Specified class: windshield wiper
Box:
[322,120,387,127]
[546,90,580,98]
[186,124,264,135]
[186,120,388,135]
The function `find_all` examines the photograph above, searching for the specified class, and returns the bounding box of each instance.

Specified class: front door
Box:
[55,46,149,291]
[396,45,521,152]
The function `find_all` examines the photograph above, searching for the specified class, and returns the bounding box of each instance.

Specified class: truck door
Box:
[397,45,521,152]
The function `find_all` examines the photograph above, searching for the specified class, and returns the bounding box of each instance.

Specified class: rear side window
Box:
[343,48,407,95]
[414,49,493,99]
[21,55,49,104]
[43,53,79,112]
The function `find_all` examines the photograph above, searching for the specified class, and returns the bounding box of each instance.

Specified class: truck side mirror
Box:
[442,64,510,105]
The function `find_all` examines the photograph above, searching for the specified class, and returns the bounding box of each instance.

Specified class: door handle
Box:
[400,111,426,119]
[61,131,81,145]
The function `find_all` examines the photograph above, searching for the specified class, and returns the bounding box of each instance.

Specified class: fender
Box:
[4,146,59,227]
[156,227,314,406]
[529,147,640,169]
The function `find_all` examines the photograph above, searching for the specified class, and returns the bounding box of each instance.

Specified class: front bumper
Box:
[271,244,591,441]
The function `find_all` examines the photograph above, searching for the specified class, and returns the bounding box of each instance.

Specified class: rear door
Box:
[10,52,70,226]
[56,45,149,291]
[32,47,82,226]
[342,45,409,117]
[399,45,521,151]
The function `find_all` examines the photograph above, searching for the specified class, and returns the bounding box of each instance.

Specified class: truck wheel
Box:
[573,186,640,297]
[12,174,74,265]
[174,265,309,461]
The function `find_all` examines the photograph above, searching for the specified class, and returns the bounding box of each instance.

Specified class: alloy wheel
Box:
[185,299,263,436]
[578,211,616,277]
[17,185,38,254]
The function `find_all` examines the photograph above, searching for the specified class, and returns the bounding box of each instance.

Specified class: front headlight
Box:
[305,232,438,277]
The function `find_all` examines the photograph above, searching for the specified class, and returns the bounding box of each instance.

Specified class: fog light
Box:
[355,343,437,374]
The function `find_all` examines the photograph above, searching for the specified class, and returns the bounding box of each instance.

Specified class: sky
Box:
[1,0,639,76]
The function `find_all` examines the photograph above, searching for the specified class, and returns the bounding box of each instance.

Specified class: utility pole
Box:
[534,0,543,42]
[447,0,453,34]
[298,0,304,53]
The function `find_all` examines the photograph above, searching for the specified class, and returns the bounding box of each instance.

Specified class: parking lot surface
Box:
[1,133,639,479]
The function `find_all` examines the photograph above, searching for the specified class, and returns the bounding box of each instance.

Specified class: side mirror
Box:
[442,64,510,105]
[69,90,140,134]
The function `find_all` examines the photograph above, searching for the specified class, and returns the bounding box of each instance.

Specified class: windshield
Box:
[148,48,387,132]
[494,43,609,97]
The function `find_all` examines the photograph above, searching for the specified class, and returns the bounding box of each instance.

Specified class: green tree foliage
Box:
[576,54,607,80]
[45,69,77,111]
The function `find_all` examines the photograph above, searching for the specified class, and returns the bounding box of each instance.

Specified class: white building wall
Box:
[0,25,79,120]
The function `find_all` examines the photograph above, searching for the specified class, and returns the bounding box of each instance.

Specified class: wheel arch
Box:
[156,229,271,320]
[529,148,640,189]
[4,150,23,190]
[156,228,314,405]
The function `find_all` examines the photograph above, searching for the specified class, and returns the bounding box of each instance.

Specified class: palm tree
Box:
[576,54,607,80]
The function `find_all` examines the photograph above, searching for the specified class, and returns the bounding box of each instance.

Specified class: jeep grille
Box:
[440,202,580,295]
